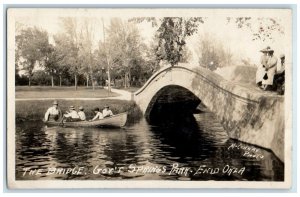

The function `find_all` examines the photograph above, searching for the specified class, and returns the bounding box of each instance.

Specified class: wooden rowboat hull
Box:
[45,112,127,128]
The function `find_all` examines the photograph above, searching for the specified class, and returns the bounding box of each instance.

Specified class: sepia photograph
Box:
[6,7,293,189]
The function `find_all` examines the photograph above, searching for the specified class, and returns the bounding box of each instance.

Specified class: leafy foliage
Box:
[104,18,148,87]
[53,33,80,76]
[197,33,233,71]
[226,17,284,41]
[131,17,204,66]
[16,27,50,85]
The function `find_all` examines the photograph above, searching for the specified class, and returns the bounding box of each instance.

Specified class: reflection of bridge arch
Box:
[134,66,284,162]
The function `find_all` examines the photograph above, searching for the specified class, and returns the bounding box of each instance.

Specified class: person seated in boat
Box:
[89,107,103,121]
[44,100,61,122]
[77,106,86,121]
[63,106,80,122]
[102,105,113,118]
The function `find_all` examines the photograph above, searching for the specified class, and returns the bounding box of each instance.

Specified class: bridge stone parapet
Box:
[134,66,284,162]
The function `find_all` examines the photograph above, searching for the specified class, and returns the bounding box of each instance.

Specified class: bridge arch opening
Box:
[145,85,202,125]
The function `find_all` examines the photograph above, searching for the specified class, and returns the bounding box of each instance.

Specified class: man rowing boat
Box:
[44,100,62,122]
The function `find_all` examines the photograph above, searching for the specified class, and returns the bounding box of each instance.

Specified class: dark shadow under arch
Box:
[145,85,201,124]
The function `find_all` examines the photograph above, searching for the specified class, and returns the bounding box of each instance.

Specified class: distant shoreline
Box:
[15,99,142,123]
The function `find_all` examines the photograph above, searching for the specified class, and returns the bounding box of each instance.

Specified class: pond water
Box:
[15,110,284,181]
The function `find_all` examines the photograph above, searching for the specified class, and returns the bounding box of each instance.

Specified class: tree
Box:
[47,35,70,87]
[94,41,108,86]
[78,18,98,90]
[40,44,65,87]
[197,33,233,71]
[105,18,146,88]
[56,17,102,90]
[31,70,52,86]
[179,45,192,63]
[56,17,82,90]
[53,32,80,89]
[15,27,50,86]
[156,17,204,66]
[143,39,161,75]
[131,17,204,66]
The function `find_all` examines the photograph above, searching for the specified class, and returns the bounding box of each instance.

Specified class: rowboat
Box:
[45,112,128,128]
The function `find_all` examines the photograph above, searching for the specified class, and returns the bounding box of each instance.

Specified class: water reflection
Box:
[15,111,284,181]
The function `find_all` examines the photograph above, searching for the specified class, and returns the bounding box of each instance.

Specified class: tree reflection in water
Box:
[15,109,284,181]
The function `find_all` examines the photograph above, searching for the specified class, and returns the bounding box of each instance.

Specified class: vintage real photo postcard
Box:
[6,8,293,189]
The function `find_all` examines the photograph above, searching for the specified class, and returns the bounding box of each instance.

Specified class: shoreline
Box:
[16,99,142,123]
[15,86,134,101]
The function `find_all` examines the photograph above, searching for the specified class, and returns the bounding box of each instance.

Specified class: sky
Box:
[12,8,291,71]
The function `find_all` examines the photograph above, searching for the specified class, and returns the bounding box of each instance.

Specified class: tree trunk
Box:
[51,75,54,87]
[124,72,130,88]
[124,73,127,88]
[86,74,89,88]
[59,75,62,87]
[100,71,103,86]
[28,67,33,87]
[107,69,111,93]
[75,74,77,90]
[91,73,95,91]
[128,71,131,87]
[120,77,124,88]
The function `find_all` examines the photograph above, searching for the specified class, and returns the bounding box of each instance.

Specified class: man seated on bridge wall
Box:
[273,54,285,95]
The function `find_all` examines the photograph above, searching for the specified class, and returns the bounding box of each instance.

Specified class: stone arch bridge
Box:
[134,66,284,162]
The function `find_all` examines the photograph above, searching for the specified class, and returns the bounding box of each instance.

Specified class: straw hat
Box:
[69,106,75,110]
[280,54,285,59]
[260,46,270,53]
[53,100,58,105]
[267,47,274,52]
[79,106,84,110]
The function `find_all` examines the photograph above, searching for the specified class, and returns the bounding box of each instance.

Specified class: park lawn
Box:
[115,86,141,93]
[15,86,119,98]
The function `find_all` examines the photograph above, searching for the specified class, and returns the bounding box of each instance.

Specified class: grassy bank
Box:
[16,86,119,98]
[16,99,142,124]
